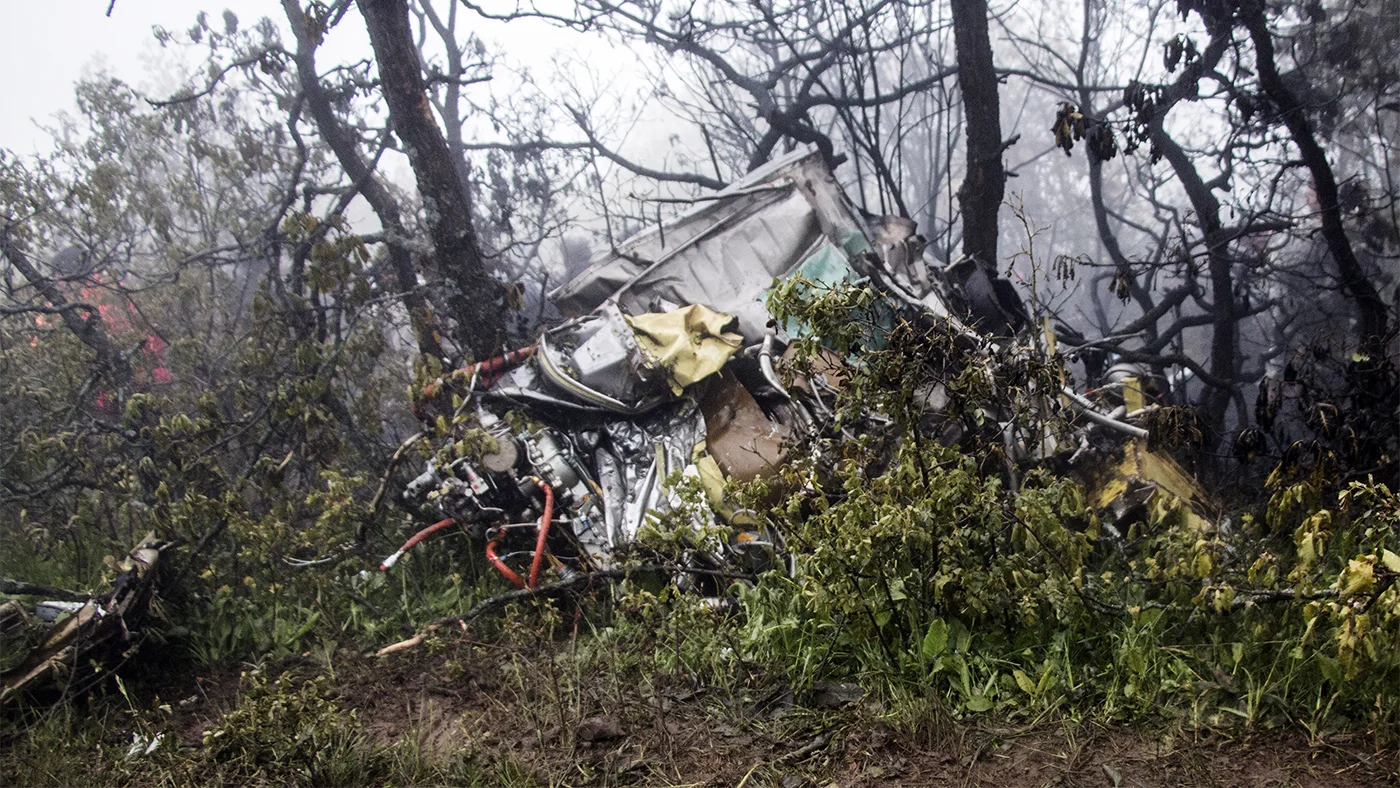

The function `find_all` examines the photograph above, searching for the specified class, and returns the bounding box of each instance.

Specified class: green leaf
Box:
[1382,549,1400,573]
[952,654,971,698]
[965,694,993,712]
[921,618,948,661]
[1013,669,1036,695]
[952,619,971,653]
[1317,655,1343,685]
[887,576,907,601]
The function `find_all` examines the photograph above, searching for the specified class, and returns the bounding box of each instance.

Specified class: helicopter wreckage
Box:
[2,146,1200,701]
[383,145,1186,599]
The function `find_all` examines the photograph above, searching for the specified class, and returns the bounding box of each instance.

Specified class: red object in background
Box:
[31,276,173,409]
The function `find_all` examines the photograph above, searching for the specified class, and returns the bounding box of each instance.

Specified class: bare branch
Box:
[0,578,89,602]
[0,302,101,317]
[457,139,592,153]
[145,49,278,108]
[568,107,727,190]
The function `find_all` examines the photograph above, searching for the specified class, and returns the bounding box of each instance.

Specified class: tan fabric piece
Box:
[700,370,789,482]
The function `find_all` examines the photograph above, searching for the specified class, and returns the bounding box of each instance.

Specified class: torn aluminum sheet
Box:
[867,215,965,322]
[407,149,982,589]
[395,145,1169,600]
[396,303,772,589]
[521,302,745,415]
[602,401,711,548]
[535,301,671,414]
[396,387,780,587]
[551,145,962,344]
[34,601,87,622]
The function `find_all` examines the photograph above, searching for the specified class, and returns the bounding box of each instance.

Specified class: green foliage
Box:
[727,278,1400,736]
[0,75,443,671]
[4,68,1397,773]
[0,667,537,788]
[199,670,376,785]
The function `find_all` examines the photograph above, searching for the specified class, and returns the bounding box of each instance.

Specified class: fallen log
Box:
[1,532,163,706]
[0,578,89,603]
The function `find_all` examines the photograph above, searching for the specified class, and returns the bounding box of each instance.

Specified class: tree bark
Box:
[1138,19,1238,456]
[1238,0,1389,349]
[1152,128,1237,447]
[0,227,131,385]
[358,0,506,361]
[283,0,446,362]
[950,0,1006,272]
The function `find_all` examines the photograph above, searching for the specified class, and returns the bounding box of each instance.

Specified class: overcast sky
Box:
[0,2,287,154]
[0,1,657,160]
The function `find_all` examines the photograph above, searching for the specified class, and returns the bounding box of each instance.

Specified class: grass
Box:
[5,589,1396,788]
[0,672,541,788]
[5,539,1398,787]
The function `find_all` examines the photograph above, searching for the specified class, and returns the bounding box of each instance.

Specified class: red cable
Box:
[484,479,553,589]
[415,346,536,419]
[379,518,456,571]
[486,537,526,589]
[476,345,536,384]
[527,478,555,588]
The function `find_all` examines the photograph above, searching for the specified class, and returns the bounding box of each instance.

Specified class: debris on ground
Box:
[0,149,1205,693]
[389,144,1181,601]
[1,532,163,706]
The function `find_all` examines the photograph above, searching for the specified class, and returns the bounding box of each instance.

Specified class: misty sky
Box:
[0,2,291,153]
[0,1,658,163]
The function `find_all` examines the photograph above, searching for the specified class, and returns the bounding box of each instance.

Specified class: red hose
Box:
[486,537,526,589]
[473,345,537,388]
[483,479,553,589]
[526,478,555,589]
[379,518,456,571]
[415,346,536,419]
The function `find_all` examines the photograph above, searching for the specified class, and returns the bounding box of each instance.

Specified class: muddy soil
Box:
[145,638,1396,788]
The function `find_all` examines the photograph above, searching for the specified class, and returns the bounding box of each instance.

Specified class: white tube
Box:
[1061,387,1149,439]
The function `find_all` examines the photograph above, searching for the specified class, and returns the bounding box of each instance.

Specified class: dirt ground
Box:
[148,640,1397,788]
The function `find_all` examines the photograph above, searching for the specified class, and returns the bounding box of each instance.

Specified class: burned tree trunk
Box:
[1152,129,1237,448]
[283,0,446,362]
[358,0,506,361]
[951,0,1006,273]
[1238,2,1389,349]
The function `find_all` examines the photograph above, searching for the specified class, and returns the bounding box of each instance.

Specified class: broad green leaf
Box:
[1382,549,1400,573]
[1338,557,1375,598]
[965,694,993,712]
[1013,669,1036,695]
[921,618,948,661]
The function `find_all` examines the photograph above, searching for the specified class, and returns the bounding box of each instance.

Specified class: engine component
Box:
[477,408,522,474]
